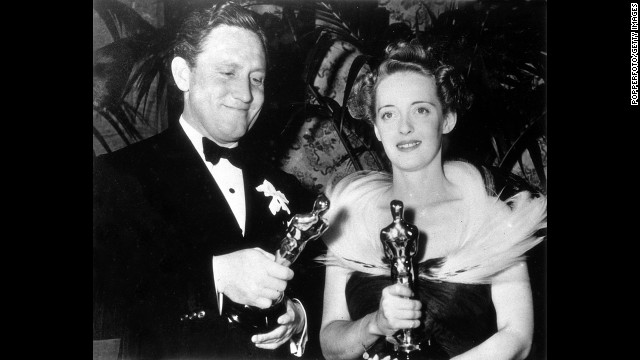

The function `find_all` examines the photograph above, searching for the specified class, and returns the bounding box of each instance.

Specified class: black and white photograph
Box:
[92,1,548,359]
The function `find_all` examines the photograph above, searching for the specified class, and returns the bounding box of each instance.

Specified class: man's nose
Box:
[231,78,253,103]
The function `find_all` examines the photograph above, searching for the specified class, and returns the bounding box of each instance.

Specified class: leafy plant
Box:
[93,0,159,154]
[422,0,547,191]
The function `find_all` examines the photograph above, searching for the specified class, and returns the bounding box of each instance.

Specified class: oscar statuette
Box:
[223,194,330,333]
[380,200,424,360]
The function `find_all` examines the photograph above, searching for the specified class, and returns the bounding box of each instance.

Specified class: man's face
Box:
[180,25,266,146]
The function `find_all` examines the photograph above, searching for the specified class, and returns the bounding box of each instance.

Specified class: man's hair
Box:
[348,40,473,123]
[173,1,268,68]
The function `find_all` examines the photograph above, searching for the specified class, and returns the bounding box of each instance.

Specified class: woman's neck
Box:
[389,159,458,208]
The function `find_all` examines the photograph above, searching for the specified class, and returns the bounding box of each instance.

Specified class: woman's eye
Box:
[381,112,393,120]
[221,71,235,77]
[416,107,430,115]
[251,77,264,85]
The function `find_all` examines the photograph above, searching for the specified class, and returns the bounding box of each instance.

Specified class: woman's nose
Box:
[398,115,414,134]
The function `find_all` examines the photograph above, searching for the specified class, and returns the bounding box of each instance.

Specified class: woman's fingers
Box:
[377,284,423,335]
[381,295,421,312]
[392,309,422,321]
[387,284,414,298]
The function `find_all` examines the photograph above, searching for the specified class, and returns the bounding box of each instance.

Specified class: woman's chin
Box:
[392,160,428,172]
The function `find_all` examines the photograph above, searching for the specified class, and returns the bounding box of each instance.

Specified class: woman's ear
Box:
[171,57,191,92]
[442,112,457,134]
[373,124,382,141]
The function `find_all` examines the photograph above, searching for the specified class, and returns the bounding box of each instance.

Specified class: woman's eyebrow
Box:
[411,101,436,106]
[377,104,394,112]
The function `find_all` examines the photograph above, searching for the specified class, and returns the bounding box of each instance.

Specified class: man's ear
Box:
[373,124,382,141]
[171,57,191,92]
[442,112,457,134]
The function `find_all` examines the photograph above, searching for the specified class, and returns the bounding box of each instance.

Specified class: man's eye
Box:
[251,77,264,85]
[221,71,235,77]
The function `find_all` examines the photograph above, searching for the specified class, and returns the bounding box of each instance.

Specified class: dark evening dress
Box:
[345,269,497,359]
[321,161,546,359]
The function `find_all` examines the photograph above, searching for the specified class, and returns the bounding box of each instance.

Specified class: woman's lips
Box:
[397,140,421,151]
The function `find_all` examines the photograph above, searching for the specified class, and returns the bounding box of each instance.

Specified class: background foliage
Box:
[93,0,546,195]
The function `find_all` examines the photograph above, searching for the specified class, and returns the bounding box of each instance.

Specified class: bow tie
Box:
[202,137,244,168]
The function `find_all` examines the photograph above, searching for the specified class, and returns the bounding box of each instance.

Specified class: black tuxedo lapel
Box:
[153,126,245,250]
[242,162,276,247]
[242,169,260,243]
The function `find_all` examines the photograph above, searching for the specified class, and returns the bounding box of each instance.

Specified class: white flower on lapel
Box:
[256,180,291,215]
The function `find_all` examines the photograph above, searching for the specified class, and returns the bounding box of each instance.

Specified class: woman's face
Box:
[373,71,456,172]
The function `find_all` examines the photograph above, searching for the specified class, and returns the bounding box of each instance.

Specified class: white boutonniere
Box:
[256,179,291,215]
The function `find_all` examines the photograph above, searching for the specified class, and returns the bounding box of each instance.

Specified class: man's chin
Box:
[217,130,249,145]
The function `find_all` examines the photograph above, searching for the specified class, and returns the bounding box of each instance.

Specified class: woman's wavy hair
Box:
[348,40,473,124]
[173,1,268,68]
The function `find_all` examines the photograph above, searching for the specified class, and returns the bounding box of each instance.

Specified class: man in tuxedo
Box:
[93,2,324,359]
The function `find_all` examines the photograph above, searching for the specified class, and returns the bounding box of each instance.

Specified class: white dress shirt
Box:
[179,117,307,356]
[179,117,246,235]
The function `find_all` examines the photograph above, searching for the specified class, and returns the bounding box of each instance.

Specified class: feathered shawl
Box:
[319,161,547,284]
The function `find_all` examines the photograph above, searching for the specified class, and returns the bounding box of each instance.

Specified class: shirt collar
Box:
[179,116,241,161]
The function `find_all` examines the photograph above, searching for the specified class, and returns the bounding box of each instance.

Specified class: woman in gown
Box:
[318,41,547,360]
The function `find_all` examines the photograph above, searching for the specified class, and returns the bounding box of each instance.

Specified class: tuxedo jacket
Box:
[93,125,326,359]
